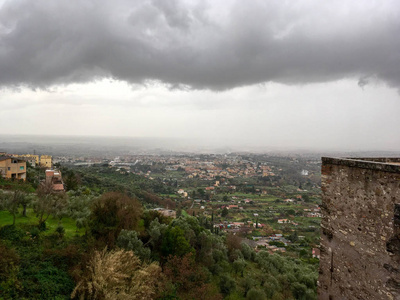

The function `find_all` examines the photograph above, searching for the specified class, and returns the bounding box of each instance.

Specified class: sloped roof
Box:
[52,184,64,191]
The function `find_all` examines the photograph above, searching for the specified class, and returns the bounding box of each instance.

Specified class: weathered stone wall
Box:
[318,157,400,300]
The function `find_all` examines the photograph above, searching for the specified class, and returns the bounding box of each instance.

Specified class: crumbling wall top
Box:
[321,157,400,174]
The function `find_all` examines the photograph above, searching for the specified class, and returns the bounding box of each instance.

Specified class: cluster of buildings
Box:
[0,152,54,181]
[11,154,52,168]
[247,235,320,257]
[182,160,275,180]
[101,154,279,180]
[0,152,65,192]
[251,234,290,253]
[214,220,266,232]
[54,156,107,166]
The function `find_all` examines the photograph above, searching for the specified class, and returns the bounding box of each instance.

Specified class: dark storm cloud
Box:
[0,0,399,90]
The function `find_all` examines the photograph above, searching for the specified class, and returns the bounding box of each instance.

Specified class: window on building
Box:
[20,166,24,170]
[8,167,10,170]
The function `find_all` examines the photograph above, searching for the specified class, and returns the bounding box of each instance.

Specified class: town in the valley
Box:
[1,150,322,259]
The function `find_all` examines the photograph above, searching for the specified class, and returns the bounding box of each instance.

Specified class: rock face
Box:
[319,157,400,300]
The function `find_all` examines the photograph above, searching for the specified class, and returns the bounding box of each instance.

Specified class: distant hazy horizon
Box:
[1,134,400,157]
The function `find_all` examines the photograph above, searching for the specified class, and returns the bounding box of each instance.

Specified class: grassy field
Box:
[0,209,85,238]
[159,193,180,199]
[151,170,186,179]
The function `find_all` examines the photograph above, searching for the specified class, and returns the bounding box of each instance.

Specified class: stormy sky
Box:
[0,0,399,151]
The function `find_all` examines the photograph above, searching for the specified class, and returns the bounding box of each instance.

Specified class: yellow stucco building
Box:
[0,156,27,181]
[14,154,39,167]
[23,154,39,165]
[40,155,52,168]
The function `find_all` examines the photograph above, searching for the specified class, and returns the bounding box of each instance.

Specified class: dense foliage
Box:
[0,164,318,299]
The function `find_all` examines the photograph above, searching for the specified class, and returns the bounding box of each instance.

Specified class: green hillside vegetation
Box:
[0,193,318,299]
[0,163,318,299]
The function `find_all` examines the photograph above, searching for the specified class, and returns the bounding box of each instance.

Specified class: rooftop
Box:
[0,156,26,162]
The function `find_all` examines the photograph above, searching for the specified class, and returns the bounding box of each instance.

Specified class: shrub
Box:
[0,242,20,298]
[0,225,24,241]
[246,288,266,300]
[55,225,65,238]
[71,248,162,300]
[38,221,46,232]
[19,261,74,299]
[220,274,236,296]
[30,227,40,239]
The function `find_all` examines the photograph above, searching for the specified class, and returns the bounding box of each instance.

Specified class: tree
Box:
[0,241,20,297]
[71,248,162,300]
[67,194,93,232]
[19,193,33,218]
[288,231,298,243]
[246,288,266,300]
[141,210,169,229]
[145,217,168,250]
[219,274,236,296]
[117,230,151,262]
[63,170,81,191]
[25,163,40,189]
[176,205,182,218]
[233,258,246,277]
[291,282,308,299]
[34,182,68,226]
[89,192,142,248]
[163,253,222,300]
[287,209,296,215]
[244,273,267,297]
[161,226,194,258]
[197,188,205,197]
[221,207,229,217]
[0,190,28,225]
[226,234,242,261]
[241,243,255,261]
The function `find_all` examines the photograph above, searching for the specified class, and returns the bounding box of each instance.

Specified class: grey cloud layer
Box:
[0,0,399,90]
